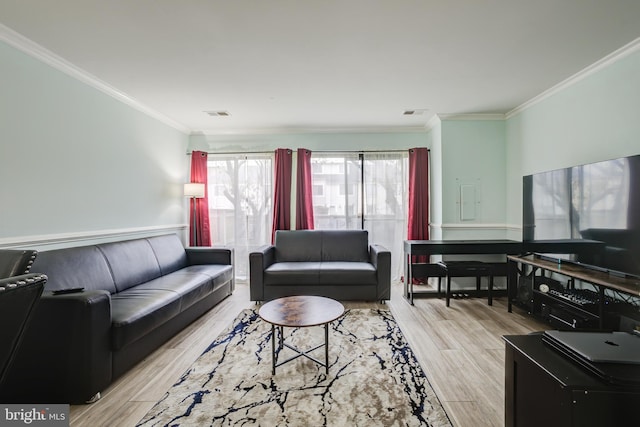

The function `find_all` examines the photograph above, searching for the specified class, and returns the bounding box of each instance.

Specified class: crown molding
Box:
[507,36,640,119]
[196,125,430,136]
[424,115,441,132]
[0,24,191,135]
[437,113,506,121]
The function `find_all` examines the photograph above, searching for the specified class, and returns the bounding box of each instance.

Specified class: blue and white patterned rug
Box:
[137,308,452,427]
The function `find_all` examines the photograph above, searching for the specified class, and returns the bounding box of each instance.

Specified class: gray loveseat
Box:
[249,230,390,302]
[0,233,233,404]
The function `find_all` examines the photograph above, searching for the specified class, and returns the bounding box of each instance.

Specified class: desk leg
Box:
[404,253,415,305]
[507,259,517,313]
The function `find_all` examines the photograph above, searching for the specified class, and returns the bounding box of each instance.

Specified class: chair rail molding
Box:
[438,223,517,231]
[0,224,188,251]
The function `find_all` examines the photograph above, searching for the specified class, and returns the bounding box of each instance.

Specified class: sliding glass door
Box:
[311,152,408,280]
[207,154,273,281]
[363,153,408,281]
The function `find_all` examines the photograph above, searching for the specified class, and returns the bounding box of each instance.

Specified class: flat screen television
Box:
[523,154,640,278]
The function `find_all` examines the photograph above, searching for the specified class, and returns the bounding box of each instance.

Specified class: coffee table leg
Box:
[271,324,276,375]
[325,323,329,374]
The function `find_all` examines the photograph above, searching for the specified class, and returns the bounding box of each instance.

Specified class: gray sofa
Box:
[250,230,391,302]
[0,233,233,404]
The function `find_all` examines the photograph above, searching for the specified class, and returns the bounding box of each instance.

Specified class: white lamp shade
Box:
[184,183,205,198]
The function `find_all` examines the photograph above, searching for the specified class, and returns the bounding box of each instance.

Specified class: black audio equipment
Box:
[540,302,599,330]
[517,276,533,305]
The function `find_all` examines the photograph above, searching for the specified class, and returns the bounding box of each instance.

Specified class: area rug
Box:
[137,308,452,427]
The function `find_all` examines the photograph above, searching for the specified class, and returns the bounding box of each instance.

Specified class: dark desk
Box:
[403,240,522,303]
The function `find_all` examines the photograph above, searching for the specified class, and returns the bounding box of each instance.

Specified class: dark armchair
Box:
[0,273,47,388]
[0,249,38,278]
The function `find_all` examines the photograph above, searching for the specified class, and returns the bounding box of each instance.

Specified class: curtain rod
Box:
[187,148,429,155]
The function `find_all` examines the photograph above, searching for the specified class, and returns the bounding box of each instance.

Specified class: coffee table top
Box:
[258,295,345,328]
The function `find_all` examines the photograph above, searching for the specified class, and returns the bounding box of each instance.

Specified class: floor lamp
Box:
[184,183,205,246]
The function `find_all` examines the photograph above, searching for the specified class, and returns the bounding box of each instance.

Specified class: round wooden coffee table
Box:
[258,295,345,375]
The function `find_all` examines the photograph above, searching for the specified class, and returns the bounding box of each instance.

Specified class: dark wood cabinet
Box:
[504,334,640,427]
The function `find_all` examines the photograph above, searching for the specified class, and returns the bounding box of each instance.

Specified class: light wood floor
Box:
[69,282,547,427]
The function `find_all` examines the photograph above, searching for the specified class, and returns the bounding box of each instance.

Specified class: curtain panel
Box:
[295,148,314,230]
[190,150,212,246]
[271,148,292,243]
[408,147,429,263]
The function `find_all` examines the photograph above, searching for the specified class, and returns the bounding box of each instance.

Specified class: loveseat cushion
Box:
[321,230,370,262]
[110,289,181,350]
[264,262,321,285]
[275,231,322,262]
[318,261,377,285]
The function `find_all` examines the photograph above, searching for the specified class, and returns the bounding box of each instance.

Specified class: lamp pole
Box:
[184,183,205,247]
[191,195,198,246]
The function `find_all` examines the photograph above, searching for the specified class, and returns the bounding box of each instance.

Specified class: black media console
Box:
[507,254,640,331]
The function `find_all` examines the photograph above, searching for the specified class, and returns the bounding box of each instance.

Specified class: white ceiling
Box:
[2,1,640,135]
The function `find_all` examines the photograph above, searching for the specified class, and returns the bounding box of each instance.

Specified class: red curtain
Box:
[189,150,211,246]
[408,147,429,263]
[295,148,314,230]
[271,148,292,243]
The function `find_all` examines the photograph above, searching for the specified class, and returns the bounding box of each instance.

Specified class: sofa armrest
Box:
[0,289,113,404]
[370,244,391,301]
[186,246,234,265]
[249,245,275,301]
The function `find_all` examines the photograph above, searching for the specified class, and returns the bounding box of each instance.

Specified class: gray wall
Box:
[2,35,638,251]
[0,41,189,249]
[506,47,640,239]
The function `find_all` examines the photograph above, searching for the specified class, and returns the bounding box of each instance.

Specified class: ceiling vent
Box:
[403,109,428,116]
[204,110,231,117]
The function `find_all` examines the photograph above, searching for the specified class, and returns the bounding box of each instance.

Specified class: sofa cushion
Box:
[318,261,377,285]
[182,264,233,286]
[146,234,188,275]
[32,246,117,293]
[98,240,161,292]
[133,272,214,312]
[274,231,322,262]
[110,289,181,350]
[264,262,321,285]
[321,230,369,262]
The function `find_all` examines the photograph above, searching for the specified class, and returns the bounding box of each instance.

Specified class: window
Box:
[311,153,361,230]
[207,154,273,281]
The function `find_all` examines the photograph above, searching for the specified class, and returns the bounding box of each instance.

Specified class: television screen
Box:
[523,154,640,278]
